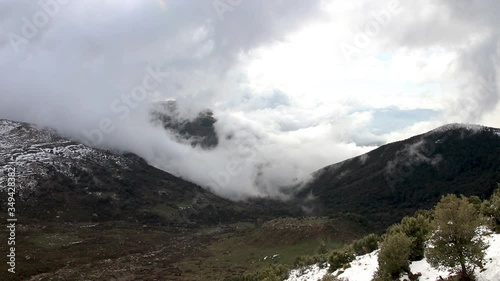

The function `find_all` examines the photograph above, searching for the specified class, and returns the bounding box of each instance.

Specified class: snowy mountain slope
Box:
[0,119,128,197]
[286,233,500,281]
[0,119,264,225]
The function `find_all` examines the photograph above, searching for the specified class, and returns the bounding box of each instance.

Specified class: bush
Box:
[328,246,355,272]
[387,214,431,261]
[468,196,483,212]
[352,233,379,255]
[374,232,414,281]
[231,264,290,281]
[481,185,500,231]
[293,254,328,268]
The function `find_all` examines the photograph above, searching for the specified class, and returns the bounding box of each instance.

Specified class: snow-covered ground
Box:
[0,119,128,195]
[286,233,500,281]
[287,264,330,281]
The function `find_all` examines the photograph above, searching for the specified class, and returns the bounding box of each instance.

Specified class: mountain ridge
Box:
[298,123,500,230]
[0,118,299,226]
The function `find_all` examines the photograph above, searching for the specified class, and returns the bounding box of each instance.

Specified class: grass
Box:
[174,217,367,280]
[150,203,181,220]
[0,216,367,280]
[0,222,177,281]
[29,233,82,249]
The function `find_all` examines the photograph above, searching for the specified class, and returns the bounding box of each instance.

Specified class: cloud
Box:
[1,0,499,200]
[370,0,500,125]
[1,0,360,200]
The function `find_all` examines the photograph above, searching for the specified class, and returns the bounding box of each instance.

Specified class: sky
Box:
[0,0,499,199]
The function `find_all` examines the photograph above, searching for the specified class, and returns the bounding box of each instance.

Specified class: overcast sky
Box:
[1,0,499,199]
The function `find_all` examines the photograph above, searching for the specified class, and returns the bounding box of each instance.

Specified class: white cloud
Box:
[0,0,499,199]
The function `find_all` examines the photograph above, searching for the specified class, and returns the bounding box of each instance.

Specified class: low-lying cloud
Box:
[1,0,499,200]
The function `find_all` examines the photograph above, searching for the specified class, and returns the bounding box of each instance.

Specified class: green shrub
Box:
[352,233,379,255]
[328,246,355,272]
[481,185,500,231]
[231,264,290,281]
[293,254,328,268]
[468,196,483,212]
[374,232,414,281]
[387,214,431,261]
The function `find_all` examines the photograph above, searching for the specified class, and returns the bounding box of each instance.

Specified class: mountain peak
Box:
[428,123,489,134]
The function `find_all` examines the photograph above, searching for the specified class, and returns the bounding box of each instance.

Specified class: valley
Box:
[0,119,499,280]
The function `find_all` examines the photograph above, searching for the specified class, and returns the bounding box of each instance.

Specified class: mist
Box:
[1,0,499,200]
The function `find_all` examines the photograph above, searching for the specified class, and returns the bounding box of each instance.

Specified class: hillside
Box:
[286,233,500,281]
[298,124,500,230]
[1,120,499,280]
[0,119,361,280]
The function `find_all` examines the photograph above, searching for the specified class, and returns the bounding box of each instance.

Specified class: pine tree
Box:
[387,214,431,261]
[374,232,414,281]
[481,185,500,230]
[426,194,487,280]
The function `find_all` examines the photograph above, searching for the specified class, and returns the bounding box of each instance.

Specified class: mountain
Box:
[0,119,362,281]
[1,119,499,280]
[298,124,500,230]
[0,119,296,226]
[150,101,219,149]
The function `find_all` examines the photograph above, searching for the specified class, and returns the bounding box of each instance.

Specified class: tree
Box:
[387,214,431,261]
[374,232,414,281]
[352,233,379,255]
[328,246,355,272]
[426,194,487,280]
[481,185,500,230]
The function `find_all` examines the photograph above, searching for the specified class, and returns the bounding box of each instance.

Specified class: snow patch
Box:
[286,234,500,281]
[335,251,379,281]
[429,123,485,134]
[286,264,329,281]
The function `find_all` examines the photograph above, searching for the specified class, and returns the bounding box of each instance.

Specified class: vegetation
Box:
[352,233,379,255]
[242,186,499,281]
[299,128,500,231]
[327,246,355,272]
[481,184,500,231]
[426,195,487,280]
[373,232,414,281]
[386,213,431,261]
[326,233,379,273]
[230,264,290,281]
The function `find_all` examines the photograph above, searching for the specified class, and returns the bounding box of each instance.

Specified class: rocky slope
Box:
[0,119,295,225]
[150,101,219,149]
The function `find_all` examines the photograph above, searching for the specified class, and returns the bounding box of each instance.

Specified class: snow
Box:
[286,264,330,281]
[335,251,379,281]
[478,234,500,281]
[405,259,450,280]
[408,233,500,281]
[429,123,485,134]
[286,234,500,281]
[428,123,500,139]
[0,119,128,195]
